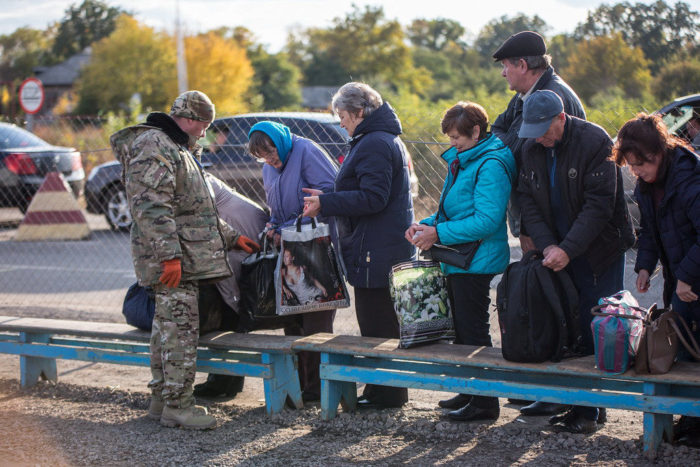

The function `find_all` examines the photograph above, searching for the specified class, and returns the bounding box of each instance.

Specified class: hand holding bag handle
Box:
[295,214,317,232]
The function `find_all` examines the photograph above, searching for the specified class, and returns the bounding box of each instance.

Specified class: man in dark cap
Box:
[491,31,585,249]
[490,30,587,417]
[110,90,260,429]
[517,90,635,433]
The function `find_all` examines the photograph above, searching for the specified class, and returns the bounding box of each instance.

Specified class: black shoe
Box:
[520,401,570,416]
[356,397,384,410]
[447,403,499,422]
[193,374,244,398]
[675,416,700,447]
[508,398,532,405]
[357,396,405,410]
[597,408,607,425]
[549,410,597,434]
[438,394,472,409]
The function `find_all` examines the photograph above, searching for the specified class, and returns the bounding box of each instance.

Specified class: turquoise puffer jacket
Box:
[420,133,516,275]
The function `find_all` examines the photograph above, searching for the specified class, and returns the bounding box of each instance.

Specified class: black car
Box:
[87,112,353,230]
[0,122,84,212]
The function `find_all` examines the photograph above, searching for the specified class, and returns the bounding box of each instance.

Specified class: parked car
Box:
[86,112,420,230]
[620,93,700,231]
[0,122,84,212]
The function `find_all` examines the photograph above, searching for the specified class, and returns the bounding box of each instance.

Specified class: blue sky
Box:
[2,0,700,52]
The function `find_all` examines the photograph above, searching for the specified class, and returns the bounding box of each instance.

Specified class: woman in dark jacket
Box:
[614,113,700,446]
[303,82,416,408]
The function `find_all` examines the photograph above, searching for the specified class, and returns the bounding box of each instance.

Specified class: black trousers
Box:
[446,273,498,409]
[355,286,408,406]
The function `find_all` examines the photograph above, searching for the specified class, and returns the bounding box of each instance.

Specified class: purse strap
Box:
[665,310,700,361]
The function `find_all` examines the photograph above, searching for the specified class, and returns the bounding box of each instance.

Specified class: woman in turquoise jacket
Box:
[405,101,515,422]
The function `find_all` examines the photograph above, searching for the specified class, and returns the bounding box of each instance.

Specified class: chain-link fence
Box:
[1,103,696,318]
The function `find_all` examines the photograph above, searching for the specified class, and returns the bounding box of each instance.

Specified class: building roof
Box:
[34,48,92,86]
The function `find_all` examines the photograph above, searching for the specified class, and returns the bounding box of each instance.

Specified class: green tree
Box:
[51,0,126,62]
[406,18,466,51]
[573,1,700,72]
[0,27,53,82]
[249,50,302,110]
[652,57,700,101]
[562,33,651,103]
[76,15,176,114]
[289,5,431,93]
[547,33,578,74]
[474,14,550,60]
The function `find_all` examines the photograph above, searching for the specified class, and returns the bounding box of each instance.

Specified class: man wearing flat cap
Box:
[110,90,260,429]
[517,90,635,433]
[491,31,585,253]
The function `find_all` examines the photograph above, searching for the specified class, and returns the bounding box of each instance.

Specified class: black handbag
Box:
[239,234,279,318]
[425,240,482,269]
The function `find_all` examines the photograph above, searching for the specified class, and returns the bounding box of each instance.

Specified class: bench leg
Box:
[19,332,57,388]
[261,353,303,415]
[320,353,357,421]
[642,382,673,459]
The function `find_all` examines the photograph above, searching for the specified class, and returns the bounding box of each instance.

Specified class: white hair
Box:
[331,82,383,118]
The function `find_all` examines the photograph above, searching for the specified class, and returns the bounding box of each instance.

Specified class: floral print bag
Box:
[390,260,455,348]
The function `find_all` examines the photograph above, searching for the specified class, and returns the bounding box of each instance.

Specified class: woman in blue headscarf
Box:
[247,121,339,403]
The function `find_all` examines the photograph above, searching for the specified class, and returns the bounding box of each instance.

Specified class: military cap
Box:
[492,31,546,61]
[170,90,215,122]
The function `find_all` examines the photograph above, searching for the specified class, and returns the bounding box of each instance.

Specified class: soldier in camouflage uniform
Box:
[110,90,260,429]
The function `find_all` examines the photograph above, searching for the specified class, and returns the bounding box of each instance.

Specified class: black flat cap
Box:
[492,31,546,61]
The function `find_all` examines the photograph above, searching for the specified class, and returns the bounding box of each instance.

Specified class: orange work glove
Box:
[159,258,182,288]
[235,235,260,254]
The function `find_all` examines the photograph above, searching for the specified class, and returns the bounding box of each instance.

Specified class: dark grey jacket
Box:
[492,66,585,168]
[517,116,635,275]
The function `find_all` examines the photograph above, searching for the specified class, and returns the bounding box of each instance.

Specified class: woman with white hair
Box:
[303,82,416,409]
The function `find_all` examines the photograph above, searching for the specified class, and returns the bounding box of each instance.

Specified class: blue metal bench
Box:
[293,333,700,459]
[0,315,303,414]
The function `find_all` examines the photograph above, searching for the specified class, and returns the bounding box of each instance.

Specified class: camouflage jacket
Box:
[110,112,238,286]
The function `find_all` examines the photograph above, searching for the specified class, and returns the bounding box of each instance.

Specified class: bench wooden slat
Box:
[0,316,296,353]
[293,333,700,384]
[0,316,149,341]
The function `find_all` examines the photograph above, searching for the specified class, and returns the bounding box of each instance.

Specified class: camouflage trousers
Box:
[148,280,199,408]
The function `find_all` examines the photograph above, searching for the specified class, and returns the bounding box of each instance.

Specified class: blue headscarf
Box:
[248,121,293,164]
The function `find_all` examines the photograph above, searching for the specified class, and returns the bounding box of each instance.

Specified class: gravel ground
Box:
[2,308,700,466]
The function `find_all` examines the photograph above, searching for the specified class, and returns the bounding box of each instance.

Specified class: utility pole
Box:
[176,0,188,93]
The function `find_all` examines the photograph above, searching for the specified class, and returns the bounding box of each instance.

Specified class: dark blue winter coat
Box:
[319,102,416,288]
[634,146,700,308]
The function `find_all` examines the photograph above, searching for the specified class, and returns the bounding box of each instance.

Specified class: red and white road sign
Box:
[19,77,45,114]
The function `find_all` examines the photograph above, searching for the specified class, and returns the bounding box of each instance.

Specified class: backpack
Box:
[496,250,582,362]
